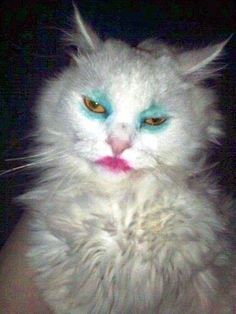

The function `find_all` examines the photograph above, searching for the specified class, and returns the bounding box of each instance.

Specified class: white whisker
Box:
[44,129,66,137]
[0,152,69,177]
[5,149,65,162]
[0,162,43,176]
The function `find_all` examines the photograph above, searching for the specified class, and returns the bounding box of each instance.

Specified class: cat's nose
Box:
[106,136,131,156]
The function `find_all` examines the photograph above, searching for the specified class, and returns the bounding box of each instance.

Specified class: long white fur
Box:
[22,10,235,314]
[73,4,96,51]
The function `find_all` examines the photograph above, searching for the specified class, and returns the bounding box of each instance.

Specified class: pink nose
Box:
[106,136,131,155]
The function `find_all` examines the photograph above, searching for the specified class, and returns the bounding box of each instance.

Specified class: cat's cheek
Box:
[122,149,155,170]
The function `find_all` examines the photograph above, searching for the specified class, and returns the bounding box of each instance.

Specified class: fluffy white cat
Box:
[22,8,235,314]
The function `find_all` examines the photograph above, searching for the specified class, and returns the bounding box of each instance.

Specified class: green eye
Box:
[83,96,106,114]
[143,117,166,126]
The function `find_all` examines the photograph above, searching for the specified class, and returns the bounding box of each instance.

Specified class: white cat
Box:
[22,8,235,314]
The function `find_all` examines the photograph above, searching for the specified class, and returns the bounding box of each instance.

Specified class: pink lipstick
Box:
[95,156,132,173]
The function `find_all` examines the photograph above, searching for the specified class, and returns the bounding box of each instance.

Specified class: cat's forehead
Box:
[75,39,182,109]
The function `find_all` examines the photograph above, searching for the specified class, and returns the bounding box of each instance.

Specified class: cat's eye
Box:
[83,96,106,114]
[143,117,166,126]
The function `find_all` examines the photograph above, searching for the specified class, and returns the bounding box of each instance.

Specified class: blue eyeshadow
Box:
[138,103,170,132]
[80,90,112,120]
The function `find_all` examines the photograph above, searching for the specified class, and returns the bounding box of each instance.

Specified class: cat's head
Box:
[36,8,228,184]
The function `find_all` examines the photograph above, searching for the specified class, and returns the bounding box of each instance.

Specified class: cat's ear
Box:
[65,4,101,55]
[177,37,232,80]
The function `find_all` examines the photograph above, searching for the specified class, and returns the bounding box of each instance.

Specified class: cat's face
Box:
[68,43,195,175]
[38,21,225,183]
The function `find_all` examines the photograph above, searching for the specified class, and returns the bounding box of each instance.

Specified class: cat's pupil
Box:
[91,101,99,108]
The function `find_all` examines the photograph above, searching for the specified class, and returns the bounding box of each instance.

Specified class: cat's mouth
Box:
[95,156,133,173]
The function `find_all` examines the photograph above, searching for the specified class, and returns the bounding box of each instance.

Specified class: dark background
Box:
[0,0,235,248]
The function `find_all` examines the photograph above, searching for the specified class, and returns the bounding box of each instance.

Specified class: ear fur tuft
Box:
[177,36,232,80]
[64,3,101,55]
[137,36,232,82]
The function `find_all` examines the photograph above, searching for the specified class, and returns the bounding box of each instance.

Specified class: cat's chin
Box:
[75,156,134,183]
[94,164,133,182]
[90,157,134,183]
